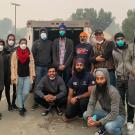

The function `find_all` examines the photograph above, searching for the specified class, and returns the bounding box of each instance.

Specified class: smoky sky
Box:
[0,0,134,28]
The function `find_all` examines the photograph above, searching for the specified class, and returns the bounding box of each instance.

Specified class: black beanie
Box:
[114,32,125,40]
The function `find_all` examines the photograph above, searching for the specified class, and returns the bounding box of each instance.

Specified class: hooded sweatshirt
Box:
[85,68,125,125]
[112,43,133,78]
[32,28,52,66]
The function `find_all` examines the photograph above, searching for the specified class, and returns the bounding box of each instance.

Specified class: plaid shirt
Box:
[59,38,66,65]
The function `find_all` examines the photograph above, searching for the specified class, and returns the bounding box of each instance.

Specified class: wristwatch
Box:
[75,96,80,100]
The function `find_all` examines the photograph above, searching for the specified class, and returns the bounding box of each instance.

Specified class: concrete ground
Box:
[0,93,134,135]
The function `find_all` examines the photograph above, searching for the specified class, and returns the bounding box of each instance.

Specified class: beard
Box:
[96,81,107,94]
[74,68,85,78]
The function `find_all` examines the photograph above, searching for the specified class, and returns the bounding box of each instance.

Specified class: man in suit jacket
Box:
[52,23,74,86]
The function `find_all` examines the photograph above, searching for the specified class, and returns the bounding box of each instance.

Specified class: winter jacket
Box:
[0,52,5,91]
[112,44,133,78]
[92,40,115,70]
[11,49,35,84]
[52,38,74,69]
[32,28,52,67]
[4,45,17,85]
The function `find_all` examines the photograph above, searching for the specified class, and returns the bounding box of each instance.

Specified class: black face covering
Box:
[96,81,107,93]
[74,68,85,79]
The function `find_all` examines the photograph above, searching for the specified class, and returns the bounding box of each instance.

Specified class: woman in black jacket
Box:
[4,34,18,111]
[0,39,6,119]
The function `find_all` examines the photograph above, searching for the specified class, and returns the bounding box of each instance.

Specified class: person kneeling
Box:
[65,59,95,121]
[35,66,66,116]
[83,68,126,135]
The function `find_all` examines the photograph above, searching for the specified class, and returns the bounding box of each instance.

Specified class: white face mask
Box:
[40,33,47,40]
[49,77,56,80]
[96,40,104,45]
[8,40,14,46]
[20,44,27,50]
[0,45,4,51]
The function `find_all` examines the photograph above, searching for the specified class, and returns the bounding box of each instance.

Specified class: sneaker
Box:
[41,106,52,116]
[31,103,38,111]
[41,110,50,116]
[55,106,63,116]
[19,108,25,117]
[12,104,18,110]
[95,129,105,135]
[127,122,134,131]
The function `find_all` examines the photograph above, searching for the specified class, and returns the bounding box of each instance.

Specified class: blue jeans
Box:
[83,109,125,135]
[35,66,48,87]
[17,77,30,108]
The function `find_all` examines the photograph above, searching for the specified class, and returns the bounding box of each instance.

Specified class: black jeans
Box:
[116,78,134,123]
[35,95,66,109]
[58,68,72,87]
[0,84,16,106]
[65,98,89,119]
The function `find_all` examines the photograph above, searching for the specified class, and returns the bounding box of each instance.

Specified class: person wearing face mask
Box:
[91,29,116,87]
[4,34,18,111]
[83,68,126,135]
[35,66,66,116]
[31,28,52,110]
[74,32,94,72]
[52,23,74,86]
[64,59,95,121]
[0,39,6,119]
[112,32,135,131]
[11,38,35,116]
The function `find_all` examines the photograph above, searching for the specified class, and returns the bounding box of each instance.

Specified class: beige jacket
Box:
[11,50,35,84]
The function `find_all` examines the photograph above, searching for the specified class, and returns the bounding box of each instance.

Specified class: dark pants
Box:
[58,68,71,87]
[108,70,116,87]
[116,78,134,123]
[0,84,16,106]
[65,98,89,119]
[35,95,66,109]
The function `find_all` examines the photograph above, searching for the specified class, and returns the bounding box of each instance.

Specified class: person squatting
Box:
[0,23,135,135]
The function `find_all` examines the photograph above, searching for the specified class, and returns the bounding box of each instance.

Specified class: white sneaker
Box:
[127,122,134,131]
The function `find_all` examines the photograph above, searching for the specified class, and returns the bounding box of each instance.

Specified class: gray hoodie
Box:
[85,68,125,125]
[112,44,133,78]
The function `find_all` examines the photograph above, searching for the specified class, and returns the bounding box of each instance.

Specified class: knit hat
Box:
[114,32,125,40]
[59,23,66,30]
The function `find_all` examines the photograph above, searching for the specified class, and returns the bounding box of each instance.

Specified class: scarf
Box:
[17,47,30,64]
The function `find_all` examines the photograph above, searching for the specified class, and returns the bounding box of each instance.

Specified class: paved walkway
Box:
[0,94,134,135]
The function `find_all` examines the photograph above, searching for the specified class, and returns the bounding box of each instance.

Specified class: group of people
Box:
[0,23,135,135]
